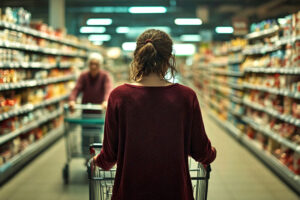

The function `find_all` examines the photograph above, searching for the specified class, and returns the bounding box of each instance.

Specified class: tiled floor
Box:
[0,110,299,200]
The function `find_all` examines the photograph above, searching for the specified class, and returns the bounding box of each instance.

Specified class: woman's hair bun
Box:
[130,29,176,81]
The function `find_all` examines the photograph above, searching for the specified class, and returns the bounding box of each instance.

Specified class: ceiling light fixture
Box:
[88,34,111,41]
[122,42,136,51]
[174,18,202,25]
[116,27,130,33]
[173,44,196,56]
[128,6,167,14]
[87,18,113,25]
[180,34,202,42]
[80,26,106,33]
[215,26,234,34]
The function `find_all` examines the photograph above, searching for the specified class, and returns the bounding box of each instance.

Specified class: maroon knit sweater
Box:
[95,83,216,200]
[69,70,113,103]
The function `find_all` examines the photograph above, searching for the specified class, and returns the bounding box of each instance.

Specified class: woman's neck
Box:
[134,73,172,86]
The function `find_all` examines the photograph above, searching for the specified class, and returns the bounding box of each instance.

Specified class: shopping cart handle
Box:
[206,164,211,179]
[206,164,211,172]
[90,143,103,148]
[89,143,103,155]
[64,103,103,111]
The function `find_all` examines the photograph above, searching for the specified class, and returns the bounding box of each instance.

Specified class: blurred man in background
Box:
[69,52,113,109]
[69,52,113,159]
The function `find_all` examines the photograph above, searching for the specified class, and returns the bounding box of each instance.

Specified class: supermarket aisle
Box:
[0,110,299,200]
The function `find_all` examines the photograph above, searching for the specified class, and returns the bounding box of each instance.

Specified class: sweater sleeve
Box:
[69,73,84,101]
[189,94,216,165]
[103,73,113,102]
[95,94,118,170]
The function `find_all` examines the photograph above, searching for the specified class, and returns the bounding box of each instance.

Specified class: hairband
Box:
[145,39,153,44]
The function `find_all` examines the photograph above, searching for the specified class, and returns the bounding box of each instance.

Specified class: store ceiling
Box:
[1,0,300,47]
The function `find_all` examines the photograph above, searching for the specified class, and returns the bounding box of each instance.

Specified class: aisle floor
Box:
[0,110,299,200]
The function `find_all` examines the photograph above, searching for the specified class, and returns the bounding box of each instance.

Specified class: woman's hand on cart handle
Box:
[101,101,108,110]
[92,156,97,169]
[89,143,103,156]
[69,101,76,112]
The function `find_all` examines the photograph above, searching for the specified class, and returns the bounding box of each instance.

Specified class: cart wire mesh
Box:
[88,156,211,200]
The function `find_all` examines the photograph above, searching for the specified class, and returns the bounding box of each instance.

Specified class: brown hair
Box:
[130,29,177,81]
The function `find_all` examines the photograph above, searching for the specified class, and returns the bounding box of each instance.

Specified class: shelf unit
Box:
[0,125,64,183]
[0,75,75,91]
[244,67,300,74]
[0,109,63,145]
[241,22,300,192]
[245,25,280,40]
[0,40,87,58]
[0,21,89,51]
[243,83,300,99]
[243,99,300,127]
[207,109,300,193]
[193,21,300,192]
[0,93,69,121]
[0,18,99,184]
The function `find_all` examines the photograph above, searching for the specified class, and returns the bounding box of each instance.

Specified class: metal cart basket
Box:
[88,143,212,200]
[62,104,105,184]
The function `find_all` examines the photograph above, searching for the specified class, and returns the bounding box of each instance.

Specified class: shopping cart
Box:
[88,143,212,200]
[63,104,105,184]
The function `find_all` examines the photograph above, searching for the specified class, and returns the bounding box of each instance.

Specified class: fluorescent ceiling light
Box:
[129,6,167,14]
[215,26,234,34]
[122,42,136,51]
[80,26,106,33]
[180,34,202,42]
[125,26,171,38]
[175,18,202,25]
[87,18,112,25]
[91,7,128,13]
[116,27,130,33]
[173,44,196,56]
[88,34,111,41]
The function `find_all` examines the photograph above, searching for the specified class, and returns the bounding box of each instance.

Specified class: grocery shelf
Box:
[0,41,87,58]
[228,108,243,117]
[230,95,243,104]
[210,78,228,86]
[211,63,227,68]
[275,36,300,46]
[243,99,300,127]
[241,136,300,194]
[242,116,300,154]
[228,82,244,90]
[0,74,75,91]
[228,46,243,53]
[0,62,56,69]
[0,21,88,50]
[228,59,244,65]
[243,83,300,99]
[209,84,231,95]
[208,105,300,193]
[243,45,280,55]
[209,101,221,111]
[207,111,242,138]
[244,67,300,75]
[0,125,64,184]
[211,70,244,77]
[0,93,69,122]
[0,109,63,145]
[246,26,280,40]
